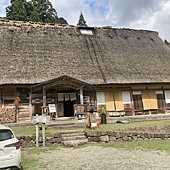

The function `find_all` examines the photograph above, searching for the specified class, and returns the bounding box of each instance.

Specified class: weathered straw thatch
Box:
[0,19,170,85]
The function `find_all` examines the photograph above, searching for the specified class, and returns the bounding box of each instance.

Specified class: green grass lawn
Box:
[11,125,60,136]
[11,119,170,136]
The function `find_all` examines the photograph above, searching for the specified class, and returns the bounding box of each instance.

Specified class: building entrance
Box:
[64,100,75,117]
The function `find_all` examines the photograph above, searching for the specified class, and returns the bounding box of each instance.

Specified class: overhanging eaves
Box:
[32,75,93,92]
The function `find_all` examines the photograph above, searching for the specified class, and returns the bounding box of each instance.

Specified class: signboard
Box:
[87,113,97,128]
[89,113,97,128]
[48,104,56,113]
[74,104,87,116]
[83,96,90,103]
[32,115,51,124]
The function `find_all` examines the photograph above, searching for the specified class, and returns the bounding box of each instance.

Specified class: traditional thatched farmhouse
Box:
[0,19,170,123]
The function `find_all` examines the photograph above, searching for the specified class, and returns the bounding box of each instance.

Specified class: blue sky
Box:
[0,0,170,41]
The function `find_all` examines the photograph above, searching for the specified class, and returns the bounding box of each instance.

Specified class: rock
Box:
[100,135,109,142]
[62,139,88,147]
[109,136,116,141]
[26,140,35,147]
[88,137,100,142]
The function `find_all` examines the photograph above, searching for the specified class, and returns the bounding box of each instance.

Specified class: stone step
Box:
[60,130,84,134]
[61,132,85,137]
[62,139,88,147]
[61,135,86,141]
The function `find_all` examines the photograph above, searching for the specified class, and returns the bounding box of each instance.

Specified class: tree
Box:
[77,12,87,26]
[6,0,29,21]
[31,0,58,23]
[6,0,61,23]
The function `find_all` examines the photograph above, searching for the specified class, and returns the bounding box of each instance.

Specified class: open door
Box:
[64,101,75,117]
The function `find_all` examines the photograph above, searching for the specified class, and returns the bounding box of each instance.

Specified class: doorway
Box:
[64,101,75,117]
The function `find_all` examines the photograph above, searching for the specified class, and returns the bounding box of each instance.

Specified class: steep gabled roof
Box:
[33,75,93,91]
[0,19,170,85]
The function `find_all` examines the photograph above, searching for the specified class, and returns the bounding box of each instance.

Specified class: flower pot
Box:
[101,114,107,124]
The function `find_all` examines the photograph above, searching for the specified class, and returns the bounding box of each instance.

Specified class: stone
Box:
[26,140,35,147]
[86,131,100,137]
[62,139,88,147]
[100,135,109,142]
[88,137,100,142]
[109,136,116,141]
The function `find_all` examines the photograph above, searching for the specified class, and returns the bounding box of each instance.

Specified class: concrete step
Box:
[62,139,88,147]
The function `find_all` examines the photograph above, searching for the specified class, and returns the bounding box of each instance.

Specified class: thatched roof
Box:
[0,19,170,85]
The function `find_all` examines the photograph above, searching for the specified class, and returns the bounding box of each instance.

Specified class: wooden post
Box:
[80,87,83,104]
[43,86,46,108]
[42,123,45,147]
[29,92,32,120]
[35,114,39,147]
[16,107,19,123]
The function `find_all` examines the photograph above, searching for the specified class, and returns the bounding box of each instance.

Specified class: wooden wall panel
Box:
[114,91,124,111]
[141,90,150,110]
[105,91,115,111]
[149,90,158,109]
[142,90,158,110]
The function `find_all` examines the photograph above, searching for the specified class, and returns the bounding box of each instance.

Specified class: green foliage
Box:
[6,0,66,24]
[6,0,29,21]
[101,107,106,114]
[77,12,87,26]
[31,0,58,23]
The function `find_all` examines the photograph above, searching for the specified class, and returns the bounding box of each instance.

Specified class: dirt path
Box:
[29,145,170,170]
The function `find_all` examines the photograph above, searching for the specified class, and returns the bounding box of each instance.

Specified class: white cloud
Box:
[126,0,170,40]
[0,0,10,17]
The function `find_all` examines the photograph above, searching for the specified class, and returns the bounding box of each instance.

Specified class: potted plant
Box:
[100,107,107,124]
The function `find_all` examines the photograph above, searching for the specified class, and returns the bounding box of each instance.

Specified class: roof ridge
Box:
[0,18,157,34]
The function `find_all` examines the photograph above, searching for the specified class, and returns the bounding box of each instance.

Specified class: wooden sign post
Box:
[87,113,97,129]
[32,115,50,147]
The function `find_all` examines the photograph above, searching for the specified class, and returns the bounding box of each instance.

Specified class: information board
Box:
[48,104,56,113]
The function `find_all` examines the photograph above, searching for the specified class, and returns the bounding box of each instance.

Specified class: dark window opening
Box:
[133,94,143,111]
[17,88,30,104]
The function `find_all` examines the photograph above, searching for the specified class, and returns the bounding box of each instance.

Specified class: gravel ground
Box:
[31,145,170,170]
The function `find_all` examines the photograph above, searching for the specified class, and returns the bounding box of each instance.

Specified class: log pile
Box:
[0,108,16,123]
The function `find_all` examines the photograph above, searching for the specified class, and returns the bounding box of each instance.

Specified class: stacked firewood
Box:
[0,108,16,123]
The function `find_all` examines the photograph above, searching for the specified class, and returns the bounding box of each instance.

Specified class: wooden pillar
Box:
[80,87,83,104]
[130,89,135,116]
[42,86,46,147]
[35,114,39,147]
[42,123,46,147]
[43,86,46,107]
[55,89,58,119]
[29,92,32,119]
